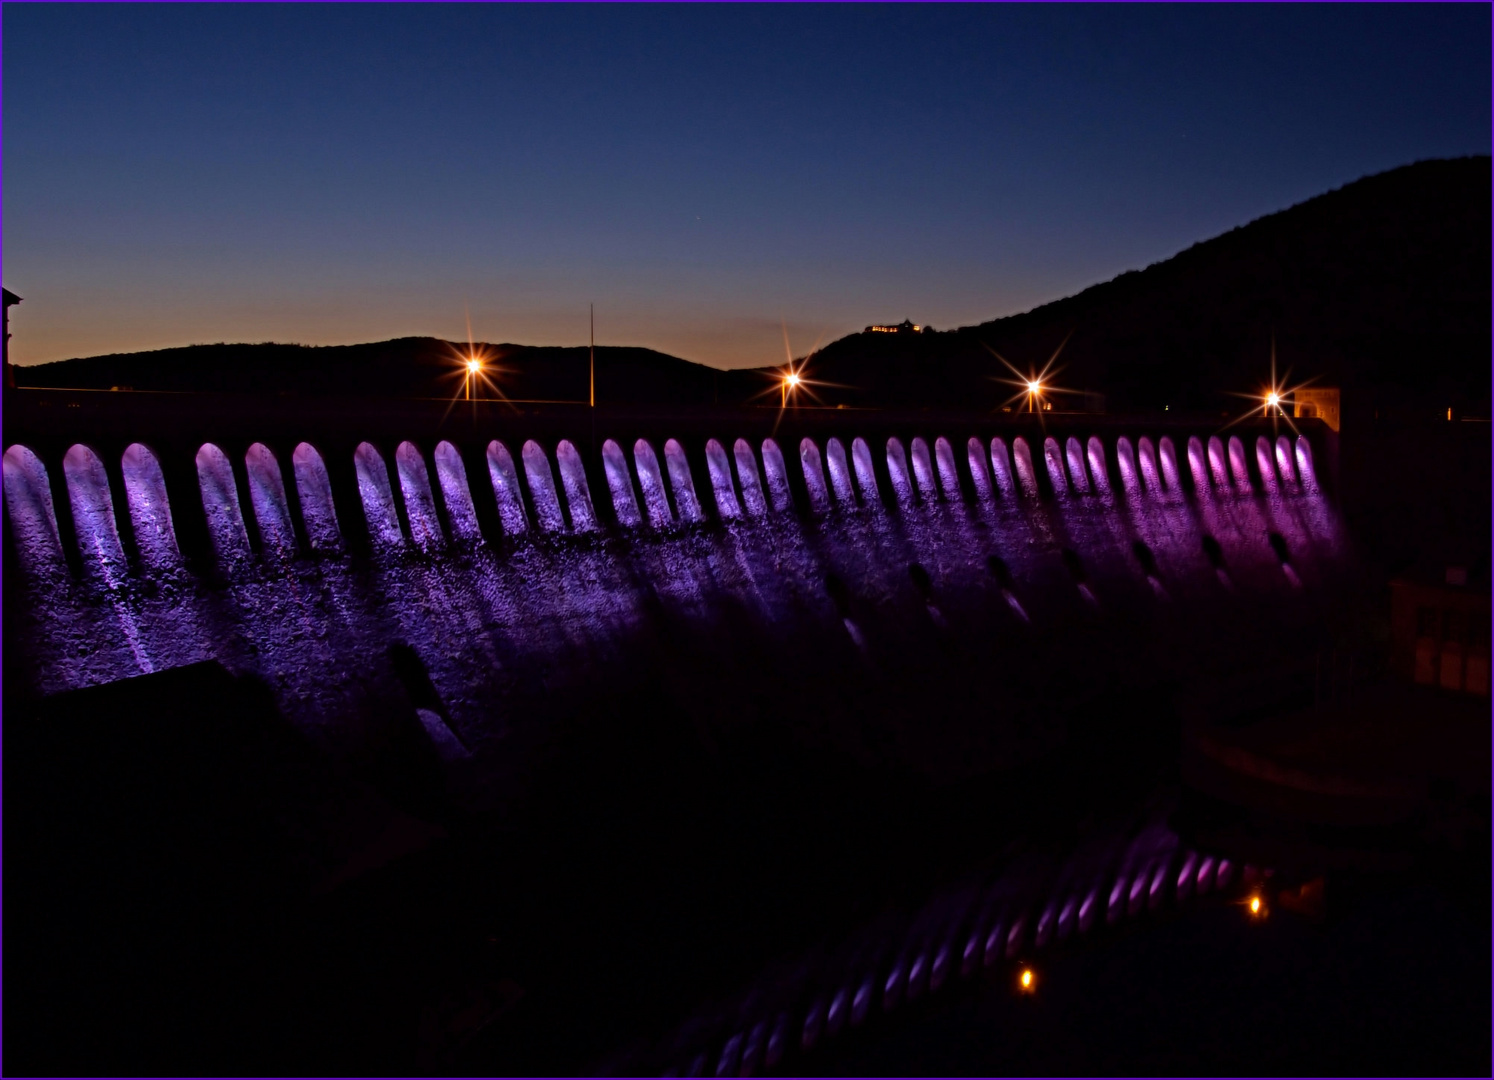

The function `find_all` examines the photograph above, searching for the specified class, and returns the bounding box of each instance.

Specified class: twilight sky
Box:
[3,3,1489,369]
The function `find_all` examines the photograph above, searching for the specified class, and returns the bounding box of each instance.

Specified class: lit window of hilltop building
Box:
[1294,387,1340,432]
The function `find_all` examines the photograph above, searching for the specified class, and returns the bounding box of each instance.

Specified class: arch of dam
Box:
[4,389,1346,788]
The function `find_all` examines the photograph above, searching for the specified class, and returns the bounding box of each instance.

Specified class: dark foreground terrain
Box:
[5,653,1487,1077]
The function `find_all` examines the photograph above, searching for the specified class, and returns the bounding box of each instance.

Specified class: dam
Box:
[4,399,1347,815]
[3,389,1368,1073]
[4,392,1340,732]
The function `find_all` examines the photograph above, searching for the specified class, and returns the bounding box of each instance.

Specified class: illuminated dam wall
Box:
[4,395,1344,784]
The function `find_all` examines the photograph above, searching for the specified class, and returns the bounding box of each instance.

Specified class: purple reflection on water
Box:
[1057,894,1077,940]
[1005,916,1026,959]
[1148,862,1168,909]
[1107,874,1126,924]
[1176,852,1198,902]
[1196,855,1216,895]
[1078,886,1099,932]
[826,986,848,1036]
[1035,900,1056,948]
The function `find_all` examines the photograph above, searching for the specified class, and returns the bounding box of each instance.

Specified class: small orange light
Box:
[1019,968,1035,991]
[785,373,800,387]
[466,358,482,374]
[1266,392,1280,408]
[1027,381,1042,395]
[1250,896,1261,914]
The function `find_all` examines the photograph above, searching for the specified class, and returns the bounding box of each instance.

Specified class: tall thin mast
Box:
[589,303,595,409]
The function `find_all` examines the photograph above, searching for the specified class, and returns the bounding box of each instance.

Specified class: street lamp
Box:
[465,356,481,401]
[782,371,801,408]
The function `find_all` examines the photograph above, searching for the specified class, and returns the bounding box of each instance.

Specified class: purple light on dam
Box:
[733,437,768,517]
[966,437,993,500]
[395,440,443,552]
[6,422,1344,762]
[761,438,793,513]
[1011,437,1037,498]
[800,438,830,513]
[434,440,482,543]
[122,443,179,570]
[485,440,529,535]
[664,437,703,522]
[633,438,675,527]
[293,442,343,553]
[825,437,854,505]
[886,436,913,505]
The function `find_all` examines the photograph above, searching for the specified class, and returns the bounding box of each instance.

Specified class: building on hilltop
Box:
[3,288,21,390]
[864,319,930,335]
[1294,387,1340,432]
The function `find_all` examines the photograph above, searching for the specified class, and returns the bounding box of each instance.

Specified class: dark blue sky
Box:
[4,3,1489,367]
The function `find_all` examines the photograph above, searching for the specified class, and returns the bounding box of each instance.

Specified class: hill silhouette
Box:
[16,157,1489,417]
[16,338,744,406]
[761,156,1490,419]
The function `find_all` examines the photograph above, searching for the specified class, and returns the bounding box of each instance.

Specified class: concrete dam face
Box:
[6,400,1373,1073]
[5,414,1343,786]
